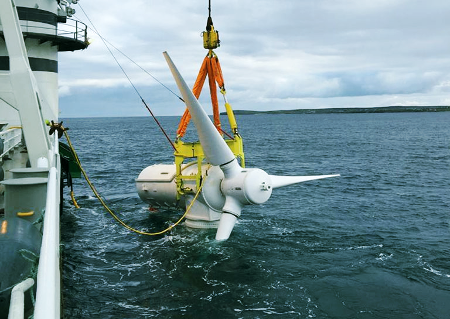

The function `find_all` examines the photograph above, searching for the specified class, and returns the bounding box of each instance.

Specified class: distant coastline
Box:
[223,105,450,115]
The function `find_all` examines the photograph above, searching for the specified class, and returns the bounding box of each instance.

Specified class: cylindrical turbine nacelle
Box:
[136,163,227,229]
[136,163,227,210]
[135,163,275,230]
[135,164,181,208]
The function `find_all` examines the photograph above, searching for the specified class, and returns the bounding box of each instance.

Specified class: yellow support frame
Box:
[174,135,244,199]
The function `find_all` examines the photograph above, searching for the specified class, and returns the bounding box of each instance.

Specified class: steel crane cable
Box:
[77,4,176,151]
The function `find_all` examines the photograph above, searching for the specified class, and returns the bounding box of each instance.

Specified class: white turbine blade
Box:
[215,213,238,241]
[163,51,235,166]
[269,174,340,189]
[215,195,243,240]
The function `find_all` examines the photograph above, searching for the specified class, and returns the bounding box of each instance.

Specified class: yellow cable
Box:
[63,130,201,236]
[70,190,80,209]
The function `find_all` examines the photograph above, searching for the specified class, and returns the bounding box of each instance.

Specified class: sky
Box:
[58,0,450,117]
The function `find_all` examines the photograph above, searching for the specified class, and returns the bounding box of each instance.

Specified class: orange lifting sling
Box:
[176,51,225,138]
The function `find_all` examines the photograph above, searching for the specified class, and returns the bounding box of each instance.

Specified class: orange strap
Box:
[177,57,208,137]
[176,53,226,138]
[211,56,224,89]
[206,57,221,132]
[193,57,208,98]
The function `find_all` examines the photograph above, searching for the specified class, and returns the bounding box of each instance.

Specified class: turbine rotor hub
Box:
[221,168,273,206]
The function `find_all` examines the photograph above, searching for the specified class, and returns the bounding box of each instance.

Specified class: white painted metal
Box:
[5,0,60,37]
[8,278,35,319]
[183,195,222,228]
[270,174,340,189]
[0,95,19,126]
[34,164,60,319]
[199,165,225,211]
[0,0,50,167]
[26,38,59,121]
[1,0,84,317]
[0,128,22,160]
[136,163,217,217]
[136,163,224,227]
[215,210,239,241]
[136,164,179,207]
[221,168,272,205]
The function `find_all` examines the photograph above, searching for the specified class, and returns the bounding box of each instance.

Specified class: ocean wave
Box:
[418,255,450,278]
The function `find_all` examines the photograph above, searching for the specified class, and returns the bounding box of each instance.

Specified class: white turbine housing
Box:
[136,164,180,208]
[136,163,225,228]
[221,167,272,206]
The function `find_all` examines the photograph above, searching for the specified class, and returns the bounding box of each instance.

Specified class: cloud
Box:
[58,85,71,97]
[58,0,450,117]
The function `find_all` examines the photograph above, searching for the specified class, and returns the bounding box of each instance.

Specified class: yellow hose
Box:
[63,130,201,236]
[70,190,80,209]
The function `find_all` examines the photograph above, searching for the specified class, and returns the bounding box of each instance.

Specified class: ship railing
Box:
[57,18,88,43]
[8,278,35,319]
[34,134,61,319]
[0,127,22,160]
[9,18,88,43]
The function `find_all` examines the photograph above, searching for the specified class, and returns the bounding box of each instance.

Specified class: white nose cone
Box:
[221,168,273,206]
[243,169,272,204]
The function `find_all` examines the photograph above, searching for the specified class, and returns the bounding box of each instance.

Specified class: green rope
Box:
[0,249,39,305]
[19,249,39,309]
[32,210,45,226]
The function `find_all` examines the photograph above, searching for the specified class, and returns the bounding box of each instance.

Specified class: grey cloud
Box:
[58,0,450,117]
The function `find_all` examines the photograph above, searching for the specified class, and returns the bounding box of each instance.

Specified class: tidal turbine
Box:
[136,52,339,240]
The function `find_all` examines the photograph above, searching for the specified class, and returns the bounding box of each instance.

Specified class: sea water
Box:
[61,112,450,318]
